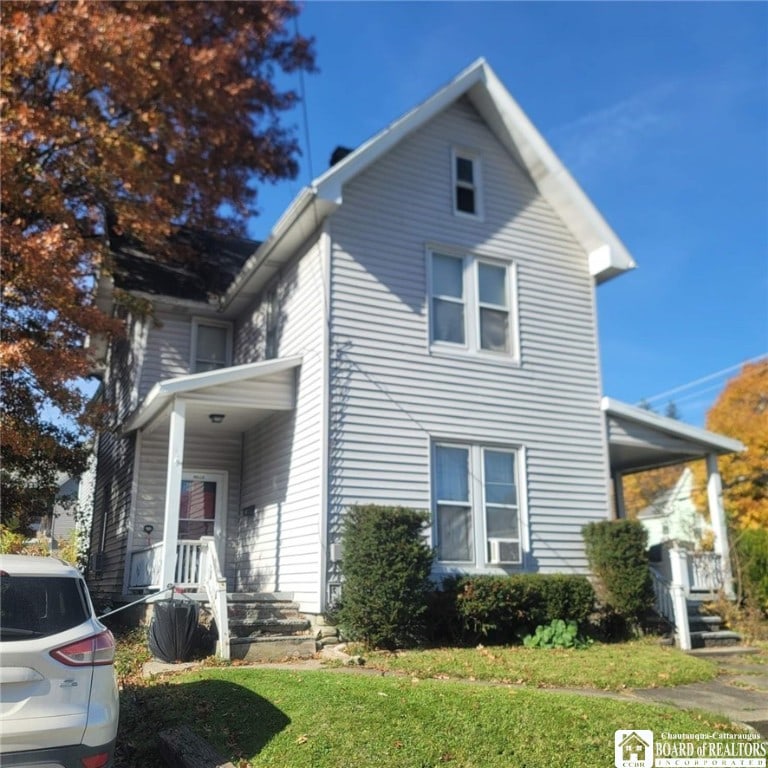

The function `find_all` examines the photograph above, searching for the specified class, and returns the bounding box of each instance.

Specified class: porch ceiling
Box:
[125,356,302,435]
[602,397,744,475]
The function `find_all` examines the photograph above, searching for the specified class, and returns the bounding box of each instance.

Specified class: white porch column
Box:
[159,398,186,590]
[706,453,734,598]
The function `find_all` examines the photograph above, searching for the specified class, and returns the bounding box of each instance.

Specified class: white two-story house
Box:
[87,60,741,653]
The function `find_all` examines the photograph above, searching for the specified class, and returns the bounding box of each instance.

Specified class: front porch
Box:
[120,356,310,659]
[602,397,744,649]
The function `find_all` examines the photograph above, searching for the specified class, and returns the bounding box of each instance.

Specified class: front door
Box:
[178,470,227,577]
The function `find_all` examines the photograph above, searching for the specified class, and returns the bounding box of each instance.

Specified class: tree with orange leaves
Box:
[703,359,768,531]
[1,2,314,529]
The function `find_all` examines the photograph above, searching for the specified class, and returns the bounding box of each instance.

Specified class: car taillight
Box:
[81,752,111,768]
[50,630,115,666]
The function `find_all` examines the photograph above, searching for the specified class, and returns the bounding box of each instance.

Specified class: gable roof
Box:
[223,58,637,315]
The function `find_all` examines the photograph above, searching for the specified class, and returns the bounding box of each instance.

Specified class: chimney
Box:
[330,146,354,167]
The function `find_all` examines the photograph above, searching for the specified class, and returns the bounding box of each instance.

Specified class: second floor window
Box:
[192,319,232,372]
[429,249,517,358]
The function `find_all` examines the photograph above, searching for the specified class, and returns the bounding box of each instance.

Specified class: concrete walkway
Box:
[631,649,768,738]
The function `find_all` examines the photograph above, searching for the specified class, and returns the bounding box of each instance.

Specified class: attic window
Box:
[452,148,482,219]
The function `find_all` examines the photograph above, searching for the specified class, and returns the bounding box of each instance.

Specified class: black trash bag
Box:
[148,598,199,663]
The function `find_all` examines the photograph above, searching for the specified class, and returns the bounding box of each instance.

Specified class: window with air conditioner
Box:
[433,442,525,566]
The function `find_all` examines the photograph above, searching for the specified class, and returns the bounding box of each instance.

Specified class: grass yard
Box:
[360,638,718,690]
[116,666,739,768]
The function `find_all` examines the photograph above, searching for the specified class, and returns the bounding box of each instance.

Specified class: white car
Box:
[0,554,119,768]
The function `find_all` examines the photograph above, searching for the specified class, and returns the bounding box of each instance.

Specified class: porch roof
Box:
[602,397,744,474]
[124,356,302,434]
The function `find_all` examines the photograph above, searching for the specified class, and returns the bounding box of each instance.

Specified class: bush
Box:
[428,574,595,645]
[583,519,653,628]
[336,505,434,650]
[735,528,768,615]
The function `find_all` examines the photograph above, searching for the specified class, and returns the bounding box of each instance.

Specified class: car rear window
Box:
[0,575,91,640]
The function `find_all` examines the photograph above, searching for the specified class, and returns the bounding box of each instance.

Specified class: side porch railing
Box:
[650,546,725,651]
[128,537,230,660]
[198,536,230,661]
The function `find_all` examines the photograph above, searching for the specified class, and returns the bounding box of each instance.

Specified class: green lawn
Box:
[359,638,718,690]
[117,666,739,768]
[113,633,740,767]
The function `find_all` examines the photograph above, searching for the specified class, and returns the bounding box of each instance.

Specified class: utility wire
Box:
[294,16,314,186]
[639,353,767,407]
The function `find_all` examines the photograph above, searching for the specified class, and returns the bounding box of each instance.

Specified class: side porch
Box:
[603,397,744,649]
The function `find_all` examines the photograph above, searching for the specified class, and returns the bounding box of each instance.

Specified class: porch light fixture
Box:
[208,413,225,424]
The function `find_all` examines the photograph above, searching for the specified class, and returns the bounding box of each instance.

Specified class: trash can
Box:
[148,598,199,663]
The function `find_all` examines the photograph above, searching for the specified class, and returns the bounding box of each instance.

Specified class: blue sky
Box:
[248,1,768,427]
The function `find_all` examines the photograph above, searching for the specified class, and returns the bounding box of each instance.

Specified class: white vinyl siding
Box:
[233,239,326,612]
[327,96,611,575]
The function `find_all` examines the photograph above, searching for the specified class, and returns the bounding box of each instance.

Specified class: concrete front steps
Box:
[224,592,319,662]
[686,596,742,650]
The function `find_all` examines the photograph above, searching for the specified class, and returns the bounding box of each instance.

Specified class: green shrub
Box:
[735,528,768,614]
[336,505,434,650]
[429,574,595,645]
[583,519,653,628]
[523,619,593,649]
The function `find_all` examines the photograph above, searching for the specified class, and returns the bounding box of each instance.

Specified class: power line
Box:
[294,16,315,186]
[640,354,767,406]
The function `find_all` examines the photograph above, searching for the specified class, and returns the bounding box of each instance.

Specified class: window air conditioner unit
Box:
[488,538,519,565]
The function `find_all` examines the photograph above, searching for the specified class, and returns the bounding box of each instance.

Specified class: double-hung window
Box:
[191,318,232,373]
[434,443,524,566]
[429,249,516,358]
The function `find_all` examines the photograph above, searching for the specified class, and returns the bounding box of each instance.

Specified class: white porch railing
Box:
[128,540,207,590]
[129,542,163,589]
[688,552,724,593]
[649,546,725,651]
[175,540,207,587]
[127,538,230,660]
[199,536,230,661]
[650,565,691,651]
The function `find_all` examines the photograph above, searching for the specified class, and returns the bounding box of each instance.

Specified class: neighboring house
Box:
[637,467,713,549]
[86,59,742,629]
[31,475,78,546]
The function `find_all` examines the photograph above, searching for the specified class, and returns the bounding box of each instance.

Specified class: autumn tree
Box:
[702,359,768,531]
[1,1,315,529]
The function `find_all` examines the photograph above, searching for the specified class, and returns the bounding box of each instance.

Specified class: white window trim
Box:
[190,317,233,373]
[427,246,520,363]
[451,147,483,221]
[431,441,528,569]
